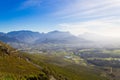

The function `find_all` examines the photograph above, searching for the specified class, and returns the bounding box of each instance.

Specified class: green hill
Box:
[0,41,48,80]
[0,41,108,80]
[22,53,109,80]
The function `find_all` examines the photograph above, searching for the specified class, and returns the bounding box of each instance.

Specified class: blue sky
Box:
[0,0,120,37]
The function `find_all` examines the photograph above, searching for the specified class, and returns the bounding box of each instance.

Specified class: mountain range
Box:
[0,30,120,48]
[0,30,89,47]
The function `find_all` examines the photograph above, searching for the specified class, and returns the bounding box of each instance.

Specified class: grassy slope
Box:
[0,56,44,79]
[0,41,109,80]
[0,42,48,80]
[22,53,108,80]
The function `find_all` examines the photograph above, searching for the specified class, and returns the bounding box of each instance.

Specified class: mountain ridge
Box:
[2,30,119,48]
[0,30,89,47]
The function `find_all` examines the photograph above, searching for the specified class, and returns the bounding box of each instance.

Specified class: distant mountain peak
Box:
[48,30,70,34]
[7,30,40,34]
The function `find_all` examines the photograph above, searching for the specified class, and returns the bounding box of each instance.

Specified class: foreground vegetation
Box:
[0,42,48,80]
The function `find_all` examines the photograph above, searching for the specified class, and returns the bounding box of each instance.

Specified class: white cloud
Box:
[59,23,90,35]
[52,0,120,38]
[58,16,120,37]
[53,0,120,19]
[19,0,42,10]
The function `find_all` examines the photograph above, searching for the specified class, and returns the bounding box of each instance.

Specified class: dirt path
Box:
[25,58,56,80]
[25,58,43,69]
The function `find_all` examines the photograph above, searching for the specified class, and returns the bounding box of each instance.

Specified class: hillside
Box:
[0,41,48,80]
[0,41,108,80]
[21,53,108,80]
